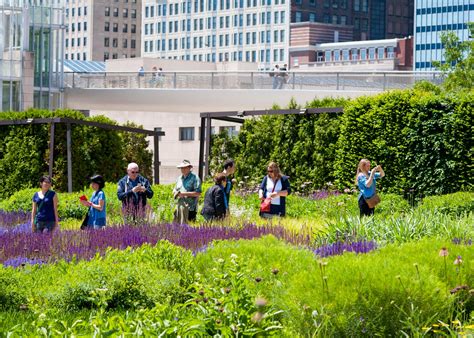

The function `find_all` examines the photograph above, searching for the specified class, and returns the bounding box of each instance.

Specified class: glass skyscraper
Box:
[0,0,64,111]
[414,0,474,70]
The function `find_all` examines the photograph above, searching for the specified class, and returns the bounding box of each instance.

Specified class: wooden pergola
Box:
[0,117,165,191]
[198,107,344,180]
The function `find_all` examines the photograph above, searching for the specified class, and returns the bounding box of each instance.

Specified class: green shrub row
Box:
[0,109,153,198]
[210,89,473,197]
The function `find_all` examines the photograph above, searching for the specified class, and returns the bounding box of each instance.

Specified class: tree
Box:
[433,22,474,91]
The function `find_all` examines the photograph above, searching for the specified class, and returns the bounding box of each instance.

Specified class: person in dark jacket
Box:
[117,162,154,223]
[201,173,228,221]
[258,162,291,218]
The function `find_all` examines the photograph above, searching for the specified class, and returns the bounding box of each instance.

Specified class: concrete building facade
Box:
[414,0,473,71]
[1,0,64,111]
[64,0,142,61]
[141,0,290,67]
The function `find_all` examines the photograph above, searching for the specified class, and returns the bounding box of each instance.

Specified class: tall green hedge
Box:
[211,89,473,196]
[0,109,152,198]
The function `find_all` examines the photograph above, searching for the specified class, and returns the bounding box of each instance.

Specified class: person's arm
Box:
[31,201,37,231]
[378,165,385,178]
[53,193,59,228]
[179,175,202,198]
[365,170,377,188]
[269,177,290,198]
[90,192,105,211]
[117,179,131,201]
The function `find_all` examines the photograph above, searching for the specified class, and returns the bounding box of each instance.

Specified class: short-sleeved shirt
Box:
[32,190,56,222]
[88,190,106,226]
[174,172,202,211]
[358,171,381,199]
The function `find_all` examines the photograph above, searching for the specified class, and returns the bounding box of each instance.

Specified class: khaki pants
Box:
[174,202,190,224]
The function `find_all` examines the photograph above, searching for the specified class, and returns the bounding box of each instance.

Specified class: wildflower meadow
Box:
[0,182,473,336]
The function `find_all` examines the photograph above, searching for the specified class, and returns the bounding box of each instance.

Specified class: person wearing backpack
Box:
[31,176,59,233]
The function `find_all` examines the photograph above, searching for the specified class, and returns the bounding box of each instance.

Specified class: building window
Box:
[179,127,195,141]
[123,24,128,33]
[112,53,118,59]
[131,24,136,33]
[113,8,119,17]
[113,38,118,47]
[105,22,110,31]
[295,11,302,22]
[377,47,384,59]
[131,39,136,49]
[387,47,395,58]
[104,52,109,61]
[123,9,128,17]
[65,38,69,47]
[219,126,238,137]
[104,37,110,47]
[83,52,86,60]
[131,9,137,18]
[84,6,87,15]
[309,13,315,22]
[105,7,110,16]
[123,39,128,48]
[113,23,118,32]
[83,37,87,46]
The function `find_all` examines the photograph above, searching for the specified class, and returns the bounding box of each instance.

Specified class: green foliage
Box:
[120,121,154,180]
[334,89,473,196]
[210,90,472,197]
[0,271,27,310]
[0,109,152,198]
[432,25,474,92]
[417,192,474,217]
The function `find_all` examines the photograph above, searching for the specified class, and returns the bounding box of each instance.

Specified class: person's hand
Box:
[132,186,141,193]
[80,200,90,207]
[259,194,264,201]
[374,165,382,171]
[269,192,279,198]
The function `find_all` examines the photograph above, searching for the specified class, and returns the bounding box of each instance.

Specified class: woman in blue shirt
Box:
[355,159,385,217]
[81,175,106,229]
[31,176,59,233]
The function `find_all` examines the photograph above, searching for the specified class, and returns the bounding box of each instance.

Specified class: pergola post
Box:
[198,116,206,180]
[66,123,72,193]
[48,123,55,178]
[204,116,212,179]
[153,127,160,184]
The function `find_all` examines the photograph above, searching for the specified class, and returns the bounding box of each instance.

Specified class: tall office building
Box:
[141,0,290,66]
[414,0,473,70]
[291,0,414,40]
[64,0,142,61]
[1,0,64,111]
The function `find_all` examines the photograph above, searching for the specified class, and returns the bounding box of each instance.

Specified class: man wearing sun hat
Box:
[173,160,202,224]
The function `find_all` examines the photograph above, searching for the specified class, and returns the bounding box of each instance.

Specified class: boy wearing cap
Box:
[173,160,202,223]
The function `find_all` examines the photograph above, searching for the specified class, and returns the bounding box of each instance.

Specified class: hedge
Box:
[0,109,152,198]
[210,89,473,197]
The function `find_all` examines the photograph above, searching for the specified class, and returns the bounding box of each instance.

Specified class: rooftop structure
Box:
[1,0,64,111]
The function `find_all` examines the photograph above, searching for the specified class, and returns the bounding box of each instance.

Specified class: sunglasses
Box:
[267,170,274,173]
[130,171,139,174]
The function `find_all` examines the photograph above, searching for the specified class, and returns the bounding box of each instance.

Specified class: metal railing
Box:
[64,71,445,92]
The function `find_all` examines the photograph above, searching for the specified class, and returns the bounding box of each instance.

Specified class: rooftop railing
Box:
[64,71,444,92]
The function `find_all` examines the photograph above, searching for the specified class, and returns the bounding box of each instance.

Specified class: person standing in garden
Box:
[117,163,154,223]
[173,160,202,224]
[258,162,291,218]
[355,159,385,217]
[201,173,228,221]
[80,175,106,229]
[31,176,59,233]
[222,159,236,212]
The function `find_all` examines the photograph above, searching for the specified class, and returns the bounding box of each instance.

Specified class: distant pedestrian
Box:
[173,160,202,224]
[138,66,145,77]
[31,176,59,233]
[222,159,236,211]
[355,159,385,217]
[271,65,280,89]
[150,66,158,86]
[201,173,228,221]
[258,162,291,218]
[80,175,106,229]
[157,67,165,87]
[280,64,289,87]
[117,163,154,223]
